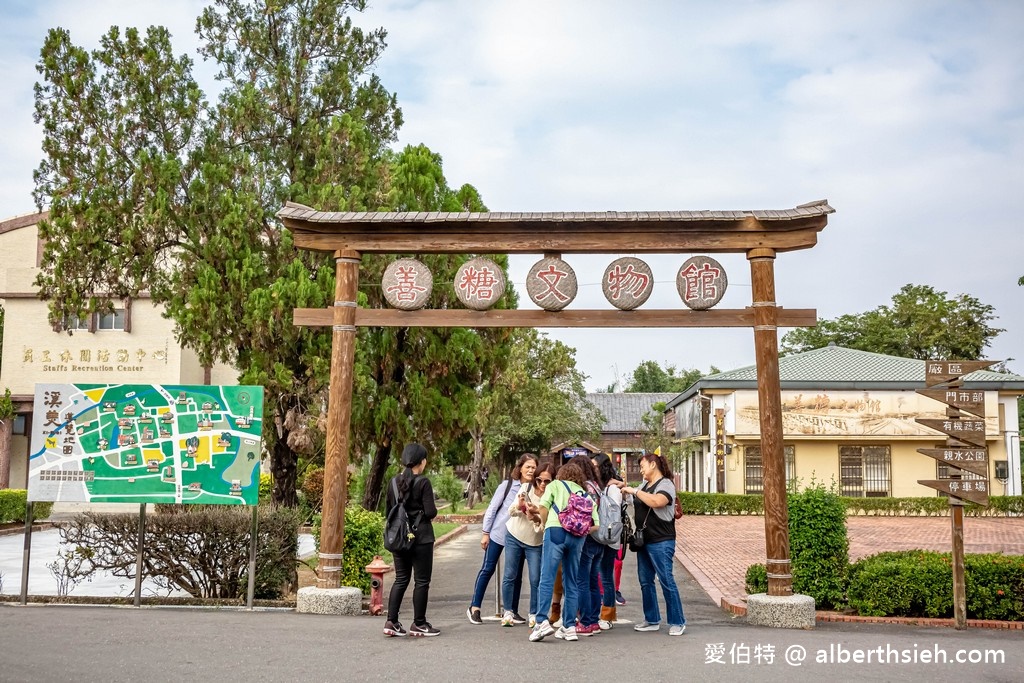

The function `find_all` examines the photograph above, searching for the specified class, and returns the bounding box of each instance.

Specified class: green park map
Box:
[28,383,263,505]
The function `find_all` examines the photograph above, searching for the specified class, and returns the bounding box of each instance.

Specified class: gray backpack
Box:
[588,481,623,546]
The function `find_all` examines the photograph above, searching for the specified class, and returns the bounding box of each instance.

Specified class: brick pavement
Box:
[673,515,1024,609]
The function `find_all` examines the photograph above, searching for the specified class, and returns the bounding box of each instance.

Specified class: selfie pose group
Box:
[383,446,686,640]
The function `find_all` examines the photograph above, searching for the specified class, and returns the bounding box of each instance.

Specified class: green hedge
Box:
[0,490,54,523]
[678,492,1024,516]
[847,551,1024,621]
[312,506,385,594]
[788,484,849,609]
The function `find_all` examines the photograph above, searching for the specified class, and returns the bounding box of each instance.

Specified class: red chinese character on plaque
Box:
[602,257,654,310]
[455,258,506,310]
[677,256,728,310]
[526,258,577,311]
[382,258,433,310]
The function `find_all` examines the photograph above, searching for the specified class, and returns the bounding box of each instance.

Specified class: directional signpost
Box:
[914,360,995,629]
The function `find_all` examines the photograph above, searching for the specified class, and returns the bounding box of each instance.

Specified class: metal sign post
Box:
[19,501,33,606]
[247,506,258,610]
[134,503,146,608]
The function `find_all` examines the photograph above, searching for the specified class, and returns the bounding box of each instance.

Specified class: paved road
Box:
[1,525,1019,682]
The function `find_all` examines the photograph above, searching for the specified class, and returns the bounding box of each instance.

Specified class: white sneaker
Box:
[552,619,563,629]
[634,621,660,632]
[554,626,578,641]
[501,610,515,627]
[598,619,612,631]
[528,614,537,628]
[529,620,555,642]
[668,624,686,636]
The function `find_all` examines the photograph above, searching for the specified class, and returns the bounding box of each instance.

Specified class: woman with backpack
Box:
[525,457,600,643]
[616,452,686,636]
[467,453,538,626]
[574,457,607,636]
[383,443,440,637]
[591,453,625,630]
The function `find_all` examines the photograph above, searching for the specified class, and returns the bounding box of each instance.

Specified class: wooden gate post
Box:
[318,249,361,589]
[748,247,793,597]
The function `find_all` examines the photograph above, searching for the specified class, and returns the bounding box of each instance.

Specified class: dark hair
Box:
[592,453,620,487]
[576,455,599,484]
[556,458,588,488]
[397,443,427,497]
[511,453,539,481]
[535,463,557,482]
[640,452,672,478]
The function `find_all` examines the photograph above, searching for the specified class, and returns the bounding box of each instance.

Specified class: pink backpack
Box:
[554,481,594,537]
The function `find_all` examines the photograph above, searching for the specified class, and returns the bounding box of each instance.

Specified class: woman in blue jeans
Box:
[501,462,554,627]
[467,453,537,625]
[526,457,600,643]
[616,452,686,636]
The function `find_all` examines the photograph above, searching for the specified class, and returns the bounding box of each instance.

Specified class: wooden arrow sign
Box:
[917,479,990,506]
[917,448,989,477]
[924,360,996,387]
[915,418,987,447]
[916,388,986,418]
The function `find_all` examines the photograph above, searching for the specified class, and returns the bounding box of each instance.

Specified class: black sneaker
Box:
[409,622,441,637]
[615,591,626,606]
[467,607,483,625]
[511,612,527,625]
[383,620,407,637]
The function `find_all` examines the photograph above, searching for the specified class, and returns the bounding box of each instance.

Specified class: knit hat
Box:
[401,443,427,467]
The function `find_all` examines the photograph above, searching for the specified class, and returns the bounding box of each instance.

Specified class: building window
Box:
[97,308,126,330]
[13,414,26,435]
[745,445,796,494]
[62,314,90,330]
[839,445,891,497]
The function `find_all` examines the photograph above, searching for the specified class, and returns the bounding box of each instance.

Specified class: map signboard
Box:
[28,383,263,505]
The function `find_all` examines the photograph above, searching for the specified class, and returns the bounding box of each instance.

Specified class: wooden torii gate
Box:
[280,199,834,598]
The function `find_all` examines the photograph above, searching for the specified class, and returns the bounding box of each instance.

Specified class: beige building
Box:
[667,345,1024,498]
[0,211,237,489]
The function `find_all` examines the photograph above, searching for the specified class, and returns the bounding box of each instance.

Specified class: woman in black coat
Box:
[383,443,439,637]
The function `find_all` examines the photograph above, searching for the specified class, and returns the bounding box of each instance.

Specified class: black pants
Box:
[387,542,434,625]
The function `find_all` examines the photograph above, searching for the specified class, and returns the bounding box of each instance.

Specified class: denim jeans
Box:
[576,537,603,627]
[534,526,585,625]
[503,534,541,615]
[636,538,685,626]
[471,539,521,610]
[599,544,618,609]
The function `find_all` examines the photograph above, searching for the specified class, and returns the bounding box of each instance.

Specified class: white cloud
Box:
[4,0,1023,388]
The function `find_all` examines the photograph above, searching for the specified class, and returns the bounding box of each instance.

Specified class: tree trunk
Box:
[0,417,12,489]
[466,425,485,508]
[271,437,299,508]
[361,440,393,512]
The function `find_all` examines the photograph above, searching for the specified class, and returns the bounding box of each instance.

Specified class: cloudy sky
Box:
[2,0,1022,390]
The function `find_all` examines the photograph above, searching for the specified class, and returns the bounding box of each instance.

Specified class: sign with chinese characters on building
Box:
[602,257,653,310]
[28,383,263,505]
[676,255,728,310]
[21,344,170,373]
[526,257,577,311]
[454,257,506,310]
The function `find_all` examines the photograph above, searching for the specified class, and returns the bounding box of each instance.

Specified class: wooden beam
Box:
[292,307,817,328]
[290,227,823,254]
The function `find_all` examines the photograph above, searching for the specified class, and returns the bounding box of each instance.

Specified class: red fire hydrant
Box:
[365,555,392,616]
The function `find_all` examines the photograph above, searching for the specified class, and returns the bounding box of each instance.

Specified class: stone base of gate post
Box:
[745,593,816,629]
[297,586,362,615]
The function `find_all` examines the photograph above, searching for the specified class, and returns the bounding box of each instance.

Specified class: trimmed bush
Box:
[56,505,300,599]
[678,492,1024,517]
[301,467,325,512]
[677,492,764,515]
[0,490,54,523]
[848,550,1024,621]
[787,483,849,609]
[312,505,385,594]
[745,563,767,594]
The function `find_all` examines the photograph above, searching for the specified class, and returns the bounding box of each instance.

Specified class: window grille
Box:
[839,445,891,497]
[744,445,796,494]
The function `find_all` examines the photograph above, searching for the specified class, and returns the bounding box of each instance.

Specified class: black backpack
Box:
[384,478,417,552]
